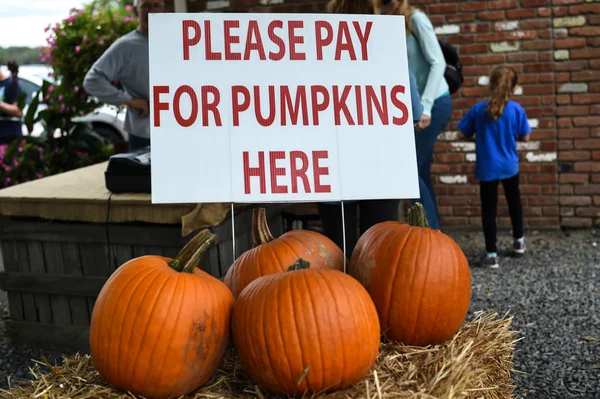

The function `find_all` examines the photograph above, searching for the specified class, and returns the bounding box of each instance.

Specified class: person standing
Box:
[84,0,166,151]
[373,0,453,230]
[0,61,23,145]
[457,66,531,268]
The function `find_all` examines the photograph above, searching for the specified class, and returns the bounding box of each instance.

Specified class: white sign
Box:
[149,13,419,204]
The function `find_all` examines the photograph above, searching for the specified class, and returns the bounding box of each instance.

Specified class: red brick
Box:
[529,196,559,205]
[524,206,544,217]
[447,14,476,23]
[522,40,553,50]
[521,184,543,194]
[478,10,506,20]
[555,60,587,71]
[588,38,600,47]
[542,163,558,173]
[557,106,591,116]
[436,153,465,163]
[523,84,555,95]
[528,174,558,184]
[559,117,574,127]
[539,7,553,17]
[552,6,568,16]
[542,185,558,194]
[520,74,541,84]
[589,82,600,92]
[559,150,591,160]
[490,0,518,9]
[557,95,571,105]
[571,48,600,60]
[560,196,593,206]
[476,32,508,42]
[505,52,537,63]
[575,207,600,217]
[561,206,575,216]
[592,104,600,115]
[521,163,542,173]
[460,2,487,11]
[507,30,537,40]
[561,217,593,228]
[561,185,575,194]
[575,139,600,149]
[439,196,471,205]
[594,150,600,160]
[462,23,491,34]
[448,186,479,195]
[593,127,600,137]
[522,0,549,7]
[574,162,600,172]
[440,216,469,225]
[556,72,571,83]
[429,4,458,14]
[554,38,587,49]
[524,63,554,73]
[559,140,574,150]
[559,173,589,184]
[591,60,600,69]
[558,128,590,138]
[593,175,600,183]
[573,94,600,104]
[569,3,600,14]
[575,185,600,194]
[570,27,600,36]
[552,0,584,4]
[507,8,537,18]
[572,71,600,82]
[463,65,494,76]
[460,44,489,54]
[595,196,600,205]
[590,15,600,25]
[530,217,561,226]
[543,206,559,216]
[476,54,506,64]
[461,87,490,97]
[574,117,600,126]
[527,107,557,117]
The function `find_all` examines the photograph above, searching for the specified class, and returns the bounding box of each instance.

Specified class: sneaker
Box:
[513,239,527,256]
[479,254,500,269]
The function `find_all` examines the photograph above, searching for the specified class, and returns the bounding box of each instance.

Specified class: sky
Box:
[0,1,89,48]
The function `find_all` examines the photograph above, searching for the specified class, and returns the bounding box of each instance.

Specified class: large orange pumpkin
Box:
[232,259,381,396]
[349,203,471,346]
[89,229,234,399]
[224,208,345,299]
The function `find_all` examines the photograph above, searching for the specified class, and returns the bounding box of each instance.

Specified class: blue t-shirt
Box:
[0,77,23,139]
[457,100,531,182]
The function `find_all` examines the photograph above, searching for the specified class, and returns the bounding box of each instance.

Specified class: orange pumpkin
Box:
[224,208,345,299]
[349,203,471,346]
[89,229,234,399]
[232,259,380,396]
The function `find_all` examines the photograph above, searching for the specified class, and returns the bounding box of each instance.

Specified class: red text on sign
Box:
[153,85,222,127]
[242,150,331,195]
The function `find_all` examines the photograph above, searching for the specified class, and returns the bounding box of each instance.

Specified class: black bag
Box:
[438,39,464,94]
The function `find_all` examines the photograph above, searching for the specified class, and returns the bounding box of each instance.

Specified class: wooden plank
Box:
[0,240,23,321]
[5,320,90,353]
[78,243,109,316]
[0,272,107,296]
[41,243,72,325]
[15,242,37,322]
[61,243,90,326]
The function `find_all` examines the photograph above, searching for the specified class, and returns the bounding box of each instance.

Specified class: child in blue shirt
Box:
[457,66,531,268]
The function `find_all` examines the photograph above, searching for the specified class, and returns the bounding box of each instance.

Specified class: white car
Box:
[1,65,128,144]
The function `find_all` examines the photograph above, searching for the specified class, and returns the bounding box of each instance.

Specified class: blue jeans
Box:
[411,94,453,230]
[128,134,150,152]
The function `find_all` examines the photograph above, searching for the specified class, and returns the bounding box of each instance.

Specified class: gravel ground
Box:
[0,229,599,398]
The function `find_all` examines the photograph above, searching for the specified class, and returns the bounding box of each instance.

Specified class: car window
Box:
[18,78,41,105]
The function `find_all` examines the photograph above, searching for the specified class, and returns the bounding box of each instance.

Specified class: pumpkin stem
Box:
[251,208,274,247]
[169,229,216,273]
[286,258,311,272]
[408,202,430,228]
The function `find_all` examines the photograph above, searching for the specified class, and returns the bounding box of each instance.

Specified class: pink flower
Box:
[65,15,76,23]
[54,147,60,153]
[58,95,63,101]
[74,86,79,92]
[44,26,50,33]
[83,34,88,41]
[48,85,55,94]
[75,45,81,53]
[99,39,105,45]
[60,103,66,113]
[44,94,50,101]
[35,173,43,179]
[12,159,18,167]
[125,4,133,11]
[4,178,11,185]
[124,17,134,23]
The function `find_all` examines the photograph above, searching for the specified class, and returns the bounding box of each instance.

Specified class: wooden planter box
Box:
[0,206,283,353]
[0,162,285,352]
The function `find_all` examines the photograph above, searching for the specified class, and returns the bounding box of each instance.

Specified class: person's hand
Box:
[417,114,431,130]
[129,98,149,118]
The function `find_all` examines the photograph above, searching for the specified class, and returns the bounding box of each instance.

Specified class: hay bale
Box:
[0,311,518,399]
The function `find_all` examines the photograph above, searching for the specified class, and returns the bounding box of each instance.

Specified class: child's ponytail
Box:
[487,66,518,121]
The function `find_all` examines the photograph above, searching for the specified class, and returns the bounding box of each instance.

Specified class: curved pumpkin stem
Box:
[287,258,311,272]
[251,208,274,247]
[408,202,430,228]
[169,229,216,273]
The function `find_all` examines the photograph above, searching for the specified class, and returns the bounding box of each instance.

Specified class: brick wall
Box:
[177,0,599,229]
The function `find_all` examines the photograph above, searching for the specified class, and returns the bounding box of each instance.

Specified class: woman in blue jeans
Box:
[374,0,453,229]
